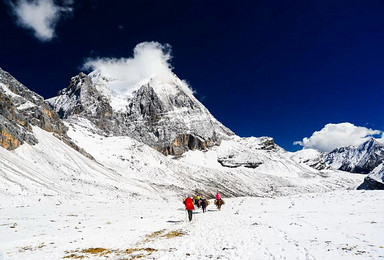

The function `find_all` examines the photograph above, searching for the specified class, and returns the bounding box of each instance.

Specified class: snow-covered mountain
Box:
[324,138,384,174]
[292,138,384,189]
[0,68,365,200]
[48,71,233,155]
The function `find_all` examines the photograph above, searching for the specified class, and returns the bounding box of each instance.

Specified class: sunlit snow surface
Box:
[1,119,380,259]
[0,191,382,259]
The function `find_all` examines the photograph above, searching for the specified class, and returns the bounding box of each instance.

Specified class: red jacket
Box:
[184,197,195,210]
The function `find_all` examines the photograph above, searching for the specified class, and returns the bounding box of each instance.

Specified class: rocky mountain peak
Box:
[357,137,380,151]
[48,71,234,155]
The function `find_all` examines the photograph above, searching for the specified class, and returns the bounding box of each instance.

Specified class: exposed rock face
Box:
[324,138,384,174]
[48,72,234,155]
[357,177,384,190]
[0,68,92,158]
[357,163,384,190]
[0,67,66,149]
[159,133,219,156]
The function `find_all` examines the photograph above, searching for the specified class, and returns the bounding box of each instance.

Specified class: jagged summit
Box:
[295,137,384,176]
[324,137,384,174]
[48,71,234,155]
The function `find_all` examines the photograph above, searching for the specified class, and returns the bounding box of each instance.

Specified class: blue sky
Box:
[1,0,383,151]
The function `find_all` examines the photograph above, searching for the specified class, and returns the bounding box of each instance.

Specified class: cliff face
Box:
[0,68,68,150]
[48,72,234,155]
[0,68,93,158]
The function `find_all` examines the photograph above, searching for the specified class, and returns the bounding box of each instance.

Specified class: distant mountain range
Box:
[293,138,384,189]
[0,67,381,200]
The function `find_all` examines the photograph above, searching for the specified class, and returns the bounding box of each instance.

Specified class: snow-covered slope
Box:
[0,119,364,201]
[48,71,233,155]
[62,118,363,198]
[0,126,154,201]
[290,148,330,170]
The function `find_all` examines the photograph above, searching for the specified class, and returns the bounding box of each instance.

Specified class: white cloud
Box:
[294,122,382,152]
[10,0,72,41]
[82,42,182,94]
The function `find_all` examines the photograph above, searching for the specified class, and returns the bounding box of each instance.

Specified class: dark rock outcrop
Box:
[357,177,384,190]
[159,133,219,156]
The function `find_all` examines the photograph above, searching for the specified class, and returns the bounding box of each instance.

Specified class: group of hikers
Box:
[183,192,225,221]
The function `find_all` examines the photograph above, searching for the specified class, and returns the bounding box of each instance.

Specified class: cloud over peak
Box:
[9,0,73,41]
[294,122,382,152]
[82,42,179,94]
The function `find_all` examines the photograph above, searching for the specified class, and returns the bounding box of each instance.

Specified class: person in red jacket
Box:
[183,196,195,221]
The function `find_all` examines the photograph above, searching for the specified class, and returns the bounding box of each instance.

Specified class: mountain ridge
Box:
[0,67,366,199]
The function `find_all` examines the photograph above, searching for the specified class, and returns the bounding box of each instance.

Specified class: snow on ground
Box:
[0,190,382,259]
[0,123,376,260]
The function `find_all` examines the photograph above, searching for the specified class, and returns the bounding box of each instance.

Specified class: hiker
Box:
[194,194,201,208]
[183,196,195,221]
[201,197,209,213]
[214,192,225,211]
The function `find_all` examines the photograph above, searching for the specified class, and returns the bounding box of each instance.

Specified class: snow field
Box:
[0,190,382,260]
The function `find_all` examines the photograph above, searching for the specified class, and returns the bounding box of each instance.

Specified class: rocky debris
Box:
[49,73,234,155]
